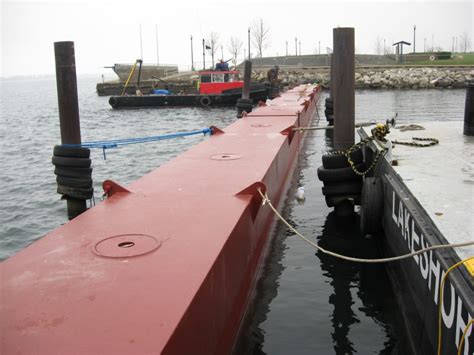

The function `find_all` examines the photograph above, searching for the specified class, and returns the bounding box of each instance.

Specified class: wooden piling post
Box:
[333,28,355,151]
[242,60,252,100]
[54,41,87,218]
[236,60,253,118]
[464,81,474,136]
[329,54,334,99]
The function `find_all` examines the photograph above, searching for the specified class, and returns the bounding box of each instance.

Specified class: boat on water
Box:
[107,63,179,82]
[108,70,274,109]
[358,121,473,354]
[1,85,321,354]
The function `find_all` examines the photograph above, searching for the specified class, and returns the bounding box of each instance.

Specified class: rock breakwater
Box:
[255,67,474,89]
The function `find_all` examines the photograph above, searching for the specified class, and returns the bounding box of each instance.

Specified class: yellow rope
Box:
[437,256,474,355]
[121,61,138,96]
[458,319,474,355]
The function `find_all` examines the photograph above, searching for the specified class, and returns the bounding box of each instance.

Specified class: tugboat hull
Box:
[109,88,269,109]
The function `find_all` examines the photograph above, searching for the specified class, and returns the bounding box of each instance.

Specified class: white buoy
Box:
[296,186,305,201]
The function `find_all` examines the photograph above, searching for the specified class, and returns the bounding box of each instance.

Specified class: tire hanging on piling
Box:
[52,145,94,200]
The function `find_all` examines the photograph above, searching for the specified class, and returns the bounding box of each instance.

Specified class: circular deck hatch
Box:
[210,153,243,161]
[93,234,161,258]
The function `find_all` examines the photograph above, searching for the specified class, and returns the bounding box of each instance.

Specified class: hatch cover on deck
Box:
[210,153,243,161]
[93,234,162,258]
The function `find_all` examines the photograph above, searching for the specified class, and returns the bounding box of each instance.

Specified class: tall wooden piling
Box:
[329,54,334,99]
[236,60,253,118]
[242,60,252,100]
[464,81,474,136]
[333,28,355,150]
[54,41,87,218]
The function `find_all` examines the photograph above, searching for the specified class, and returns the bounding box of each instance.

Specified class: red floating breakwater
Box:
[1,85,321,355]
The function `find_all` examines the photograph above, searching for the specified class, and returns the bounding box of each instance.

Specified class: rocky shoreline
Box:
[97,66,474,96]
[262,67,474,89]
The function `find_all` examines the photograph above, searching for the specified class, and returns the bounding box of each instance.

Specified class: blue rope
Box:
[62,127,213,160]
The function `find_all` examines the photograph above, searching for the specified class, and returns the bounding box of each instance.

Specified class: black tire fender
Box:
[54,167,93,178]
[322,181,362,196]
[325,194,361,208]
[56,176,93,188]
[52,156,91,168]
[317,163,365,182]
[322,148,363,169]
[199,96,211,107]
[57,184,94,200]
[360,177,384,235]
[54,145,90,158]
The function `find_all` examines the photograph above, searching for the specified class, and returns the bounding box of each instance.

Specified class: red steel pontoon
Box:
[2,85,321,354]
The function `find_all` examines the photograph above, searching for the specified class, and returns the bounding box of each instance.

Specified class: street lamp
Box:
[190,35,194,71]
[202,38,205,70]
[248,28,251,60]
[413,25,416,53]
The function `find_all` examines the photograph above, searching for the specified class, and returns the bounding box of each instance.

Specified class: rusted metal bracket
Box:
[102,180,132,198]
[280,125,296,145]
[209,126,225,135]
[235,181,267,220]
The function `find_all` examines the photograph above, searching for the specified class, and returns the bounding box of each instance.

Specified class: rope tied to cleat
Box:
[61,127,214,160]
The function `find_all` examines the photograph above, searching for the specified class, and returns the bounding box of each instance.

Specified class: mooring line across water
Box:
[257,188,474,264]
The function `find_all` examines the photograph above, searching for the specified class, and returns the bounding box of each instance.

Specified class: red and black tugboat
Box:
[109,67,272,109]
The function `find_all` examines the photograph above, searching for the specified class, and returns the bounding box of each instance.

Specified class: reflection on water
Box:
[317,212,406,354]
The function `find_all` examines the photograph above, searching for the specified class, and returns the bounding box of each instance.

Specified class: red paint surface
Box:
[1,85,321,354]
[199,81,243,95]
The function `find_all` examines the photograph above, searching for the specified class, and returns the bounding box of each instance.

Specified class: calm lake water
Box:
[0,75,466,354]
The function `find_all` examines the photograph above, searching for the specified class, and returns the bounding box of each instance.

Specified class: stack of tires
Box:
[317,147,365,211]
[52,145,94,206]
[324,97,334,125]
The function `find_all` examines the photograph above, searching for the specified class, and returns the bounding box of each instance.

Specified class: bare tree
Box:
[227,36,243,69]
[460,32,471,53]
[374,36,383,55]
[251,18,270,58]
[206,32,220,68]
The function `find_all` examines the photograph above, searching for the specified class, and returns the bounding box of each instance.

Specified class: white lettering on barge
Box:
[391,190,473,354]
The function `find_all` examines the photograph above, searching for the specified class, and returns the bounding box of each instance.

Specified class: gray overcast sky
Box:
[1,0,472,77]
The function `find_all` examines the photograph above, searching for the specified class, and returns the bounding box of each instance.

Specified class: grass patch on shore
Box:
[406,53,474,66]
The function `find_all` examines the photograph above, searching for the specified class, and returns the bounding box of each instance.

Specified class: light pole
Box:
[248,28,251,59]
[383,38,386,54]
[413,25,416,53]
[202,38,205,70]
[155,25,159,65]
[190,35,194,71]
[286,41,288,56]
[318,41,321,54]
[139,24,143,59]
[299,41,301,56]
[295,37,297,56]
[424,37,426,52]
